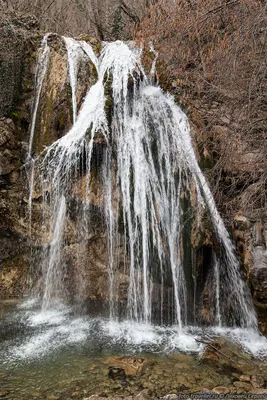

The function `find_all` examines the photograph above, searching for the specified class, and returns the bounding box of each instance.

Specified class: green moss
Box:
[104,73,113,126]
[58,111,66,131]
[67,83,74,125]
[85,122,93,141]
[76,34,102,56]
[41,92,53,151]
[198,155,213,170]
[145,50,154,59]
[92,64,98,81]
[10,109,24,122]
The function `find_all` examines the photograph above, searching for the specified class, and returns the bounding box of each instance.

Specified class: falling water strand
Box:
[42,196,67,310]
[27,35,50,239]
[27,158,35,236]
[79,40,99,70]
[28,34,50,160]
[214,253,222,326]
[64,37,83,124]
[34,38,257,329]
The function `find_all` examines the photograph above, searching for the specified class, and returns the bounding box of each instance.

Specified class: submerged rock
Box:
[105,357,149,376]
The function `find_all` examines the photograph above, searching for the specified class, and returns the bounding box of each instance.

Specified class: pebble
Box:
[232,373,241,379]
[239,375,250,382]
[135,390,151,400]
[212,386,230,394]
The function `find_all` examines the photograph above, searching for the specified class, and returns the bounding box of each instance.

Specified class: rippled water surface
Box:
[1,300,267,399]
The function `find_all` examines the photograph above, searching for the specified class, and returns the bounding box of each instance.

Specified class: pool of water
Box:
[1,299,267,399]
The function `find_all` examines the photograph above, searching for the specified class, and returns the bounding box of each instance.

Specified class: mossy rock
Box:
[76,34,102,56]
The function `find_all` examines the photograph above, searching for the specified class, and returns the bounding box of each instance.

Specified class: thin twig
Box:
[195,339,235,363]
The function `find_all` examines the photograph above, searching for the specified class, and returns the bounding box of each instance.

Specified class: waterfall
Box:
[30,37,257,329]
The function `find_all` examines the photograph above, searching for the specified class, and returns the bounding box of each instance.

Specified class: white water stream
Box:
[28,34,50,160]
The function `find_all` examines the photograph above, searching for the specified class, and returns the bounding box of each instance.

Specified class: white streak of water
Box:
[28,34,50,160]
[42,196,66,309]
[64,37,83,124]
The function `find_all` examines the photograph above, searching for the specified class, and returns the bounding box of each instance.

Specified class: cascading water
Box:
[29,35,257,330]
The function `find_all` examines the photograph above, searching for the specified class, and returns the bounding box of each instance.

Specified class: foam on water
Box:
[212,326,267,358]
[26,307,69,327]
[2,303,267,365]
[17,298,39,310]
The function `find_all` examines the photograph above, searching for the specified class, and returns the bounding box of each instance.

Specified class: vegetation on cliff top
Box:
[136,0,267,219]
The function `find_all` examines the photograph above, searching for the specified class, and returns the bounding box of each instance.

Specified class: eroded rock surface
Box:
[233,216,267,334]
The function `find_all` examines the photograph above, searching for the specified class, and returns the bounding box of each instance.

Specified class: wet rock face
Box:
[0,16,39,298]
[233,216,267,334]
[0,12,39,118]
[0,119,21,176]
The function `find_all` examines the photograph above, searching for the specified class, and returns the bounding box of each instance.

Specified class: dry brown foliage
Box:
[136,0,267,219]
[0,0,151,39]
